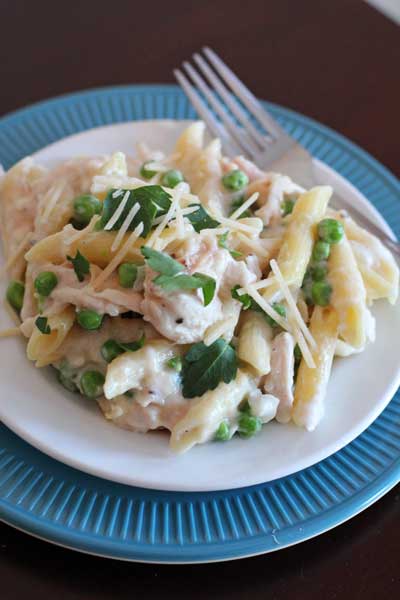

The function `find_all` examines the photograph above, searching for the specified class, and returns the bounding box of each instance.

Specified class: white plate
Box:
[0,120,399,492]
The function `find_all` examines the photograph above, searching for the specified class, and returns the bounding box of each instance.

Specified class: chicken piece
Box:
[98,395,189,433]
[100,340,189,433]
[263,331,295,423]
[0,157,47,279]
[141,267,223,344]
[142,232,257,343]
[248,173,304,227]
[23,262,143,319]
[54,316,157,369]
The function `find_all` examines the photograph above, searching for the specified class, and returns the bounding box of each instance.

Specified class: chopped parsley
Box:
[141,247,216,306]
[218,231,242,258]
[35,316,51,335]
[99,186,172,237]
[67,250,90,282]
[186,204,220,232]
[181,338,238,398]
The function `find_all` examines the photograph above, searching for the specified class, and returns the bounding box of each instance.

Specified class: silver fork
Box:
[174,47,400,258]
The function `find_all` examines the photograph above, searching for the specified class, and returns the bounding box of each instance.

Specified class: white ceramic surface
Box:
[0,120,399,492]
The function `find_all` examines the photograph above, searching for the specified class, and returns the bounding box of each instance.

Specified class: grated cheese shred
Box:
[91,222,144,290]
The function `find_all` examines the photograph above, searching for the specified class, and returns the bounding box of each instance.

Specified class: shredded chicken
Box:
[263,332,295,423]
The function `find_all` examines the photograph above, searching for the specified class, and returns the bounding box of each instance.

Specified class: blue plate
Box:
[0,85,399,563]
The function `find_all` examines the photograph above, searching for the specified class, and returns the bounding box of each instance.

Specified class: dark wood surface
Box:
[1,1,399,598]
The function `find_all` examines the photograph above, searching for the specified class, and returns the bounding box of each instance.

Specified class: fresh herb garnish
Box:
[141,246,184,276]
[67,250,90,282]
[186,204,220,232]
[218,231,242,258]
[99,186,172,236]
[181,338,238,398]
[35,316,51,335]
[141,247,216,306]
[231,285,253,310]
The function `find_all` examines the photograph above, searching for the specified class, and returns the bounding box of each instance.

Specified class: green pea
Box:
[311,281,332,306]
[140,161,157,180]
[80,370,105,398]
[215,421,231,441]
[77,309,103,330]
[34,271,58,297]
[57,371,79,393]
[294,344,302,363]
[311,262,328,282]
[238,413,262,439]
[318,218,344,244]
[118,262,138,288]
[161,169,184,188]
[101,339,123,363]
[302,270,314,305]
[6,280,25,312]
[222,169,249,191]
[73,194,102,226]
[166,356,182,372]
[281,198,295,216]
[265,302,286,327]
[312,240,330,262]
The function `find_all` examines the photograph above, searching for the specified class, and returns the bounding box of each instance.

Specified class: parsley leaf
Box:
[35,316,51,335]
[67,250,90,282]
[218,232,243,258]
[141,246,184,276]
[231,285,253,310]
[187,204,220,232]
[100,186,172,236]
[181,338,238,398]
[141,247,216,306]
[191,273,216,306]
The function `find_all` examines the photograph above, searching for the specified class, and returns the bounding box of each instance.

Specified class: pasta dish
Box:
[0,122,398,453]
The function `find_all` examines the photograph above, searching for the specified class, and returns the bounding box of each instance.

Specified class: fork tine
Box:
[203,47,290,141]
[173,69,241,156]
[193,52,269,150]
[182,61,259,158]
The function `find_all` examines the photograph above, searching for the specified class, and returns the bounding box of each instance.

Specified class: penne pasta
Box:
[328,231,370,349]
[292,306,338,430]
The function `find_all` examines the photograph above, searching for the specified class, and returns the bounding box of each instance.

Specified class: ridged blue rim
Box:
[0,85,399,563]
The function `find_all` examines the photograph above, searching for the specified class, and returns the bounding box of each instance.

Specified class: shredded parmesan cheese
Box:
[112,189,123,198]
[218,216,262,235]
[230,192,259,219]
[104,190,130,230]
[68,214,101,245]
[91,222,144,290]
[39,181,66,223]
[146,186,184,248]
[111,202,140,252]
[235,233,271,258]
[291,323,316,369]
[269,259,316,349]
[244,286,289,330]
[236,277,277,295]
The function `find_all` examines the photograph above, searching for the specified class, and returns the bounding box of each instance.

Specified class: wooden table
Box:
[1,1,399,597]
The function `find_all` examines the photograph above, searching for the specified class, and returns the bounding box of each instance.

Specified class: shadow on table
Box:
[1,485,399,600]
